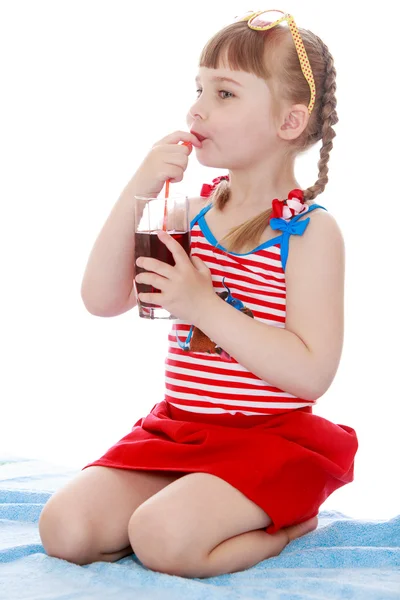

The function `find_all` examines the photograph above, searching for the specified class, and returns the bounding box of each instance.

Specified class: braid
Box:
[213,180,231,210]
[303,35,339,202]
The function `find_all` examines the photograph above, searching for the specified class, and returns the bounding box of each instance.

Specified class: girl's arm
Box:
[195,212,345,401]
[80,131,201,317]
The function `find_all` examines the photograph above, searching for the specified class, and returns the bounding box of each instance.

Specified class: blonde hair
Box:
[198,20,338,252]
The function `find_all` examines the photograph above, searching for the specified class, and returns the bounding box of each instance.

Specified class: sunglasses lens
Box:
[249,10,286,28]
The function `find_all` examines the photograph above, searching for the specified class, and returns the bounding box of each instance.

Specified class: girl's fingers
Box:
[156,230,189,264]
[158,131,202,148]
[135,255,174,278]
[135,272,167,291]
[180,141,193,155]
[138,292,164,305]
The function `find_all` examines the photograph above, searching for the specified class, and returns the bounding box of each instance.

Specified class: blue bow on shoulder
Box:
[269,217,310,236]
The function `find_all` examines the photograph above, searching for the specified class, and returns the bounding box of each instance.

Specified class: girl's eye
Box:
[195,88,234,99]
[219,90,233,99]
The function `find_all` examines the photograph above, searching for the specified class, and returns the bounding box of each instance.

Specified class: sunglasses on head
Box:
[236,10,316,115]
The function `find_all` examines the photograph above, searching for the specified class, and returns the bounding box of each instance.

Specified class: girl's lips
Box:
[191,131,207,142]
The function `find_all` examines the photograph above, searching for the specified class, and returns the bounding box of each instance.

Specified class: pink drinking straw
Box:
[162,141,192,231]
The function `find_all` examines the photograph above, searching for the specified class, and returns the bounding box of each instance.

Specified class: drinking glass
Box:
[133,193,190,319]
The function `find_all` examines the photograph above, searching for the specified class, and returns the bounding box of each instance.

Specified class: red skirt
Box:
[84,400,358,534]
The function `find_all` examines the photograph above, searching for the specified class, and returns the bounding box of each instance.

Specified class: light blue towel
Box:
[0,456,399,600]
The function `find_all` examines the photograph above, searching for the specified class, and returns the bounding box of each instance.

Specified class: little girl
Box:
[39,10,358,578]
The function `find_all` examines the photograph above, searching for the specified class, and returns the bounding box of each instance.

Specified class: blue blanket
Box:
[1,456,399,600]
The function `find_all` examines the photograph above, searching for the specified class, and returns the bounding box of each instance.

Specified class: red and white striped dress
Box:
[84,188,358,535]
[165,200,324,417]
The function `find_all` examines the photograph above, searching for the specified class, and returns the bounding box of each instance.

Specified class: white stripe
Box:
[193,245,283,267]
[207,264,286,287]
[165,363,279,387]
[191,252,286,287]
[193,248,284,270]
[215,284,286,298]
[172,313,286,327]
[166,375,295,397]
[205,277,286,298]
[171,297,286,318]
[234,302,285,318]
[192,272,286,296]
[209,286,287,310]
[176,301,285,319]
[166,350,255,370]
[191,290,286,314]
[165,389,303,407]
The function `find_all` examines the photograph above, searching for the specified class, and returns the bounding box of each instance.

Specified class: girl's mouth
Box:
[191,131,207,143]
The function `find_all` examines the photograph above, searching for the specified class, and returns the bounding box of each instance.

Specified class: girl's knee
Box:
[128,504,183,574]
[38,497,96,565]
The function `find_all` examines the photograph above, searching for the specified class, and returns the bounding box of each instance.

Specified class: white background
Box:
[1,1,399,520]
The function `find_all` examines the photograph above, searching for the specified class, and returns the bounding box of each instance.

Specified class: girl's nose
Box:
[188,95,207,121]
[188,111,204,124]
[188,108,204,122]
[186,108,205,129]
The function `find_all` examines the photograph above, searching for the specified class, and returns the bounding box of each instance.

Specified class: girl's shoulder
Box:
[300,201,335,223]
[288,201,342,244]
[270,199,342,271]
[287,203,344,259]
[189,196,211,224]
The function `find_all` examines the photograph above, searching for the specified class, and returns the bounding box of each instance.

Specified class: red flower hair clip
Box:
[200,175,230,198]
[271,189,309,221]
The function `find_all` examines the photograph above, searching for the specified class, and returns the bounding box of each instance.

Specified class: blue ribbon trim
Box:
[269,217,310,236]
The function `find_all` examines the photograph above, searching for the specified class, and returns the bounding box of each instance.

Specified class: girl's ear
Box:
[279,104,309,140]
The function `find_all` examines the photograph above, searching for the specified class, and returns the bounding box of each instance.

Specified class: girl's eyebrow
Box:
[195,75,243,88]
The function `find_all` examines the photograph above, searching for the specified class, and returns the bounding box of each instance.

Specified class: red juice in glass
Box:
[134,230,190,305]
[133,193,190,319]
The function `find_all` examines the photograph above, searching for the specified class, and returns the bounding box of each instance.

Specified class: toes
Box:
[283,516,318,542]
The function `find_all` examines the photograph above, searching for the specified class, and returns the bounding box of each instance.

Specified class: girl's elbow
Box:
[305,387,324,402]
[307,368,337,401]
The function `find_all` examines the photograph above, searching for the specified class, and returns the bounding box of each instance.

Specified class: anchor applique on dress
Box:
[175,278,254,361]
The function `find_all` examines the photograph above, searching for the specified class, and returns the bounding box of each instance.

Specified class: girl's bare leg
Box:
[39,465,184,565]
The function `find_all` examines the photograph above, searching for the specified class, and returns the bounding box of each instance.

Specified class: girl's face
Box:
[186,66,279,170]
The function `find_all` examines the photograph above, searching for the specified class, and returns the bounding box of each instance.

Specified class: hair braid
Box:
[303,36,339,201]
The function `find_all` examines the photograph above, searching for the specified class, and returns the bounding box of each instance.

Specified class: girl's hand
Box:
[135,230,216,323]
[130,131,203,198]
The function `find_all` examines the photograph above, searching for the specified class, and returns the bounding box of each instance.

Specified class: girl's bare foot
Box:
[281,515,318,543]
